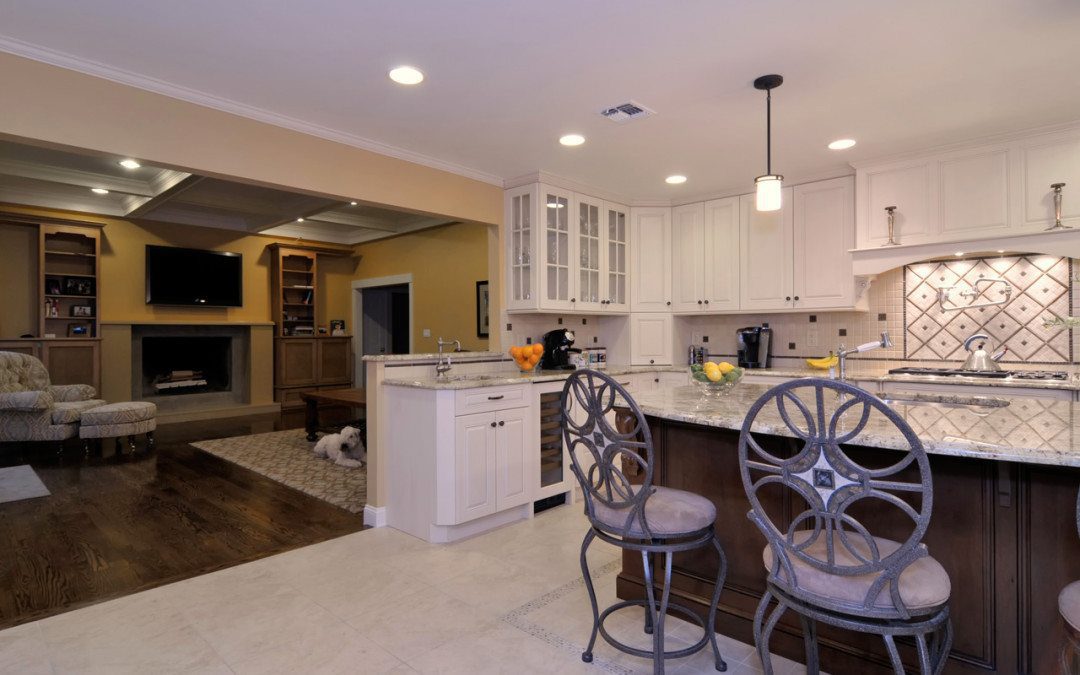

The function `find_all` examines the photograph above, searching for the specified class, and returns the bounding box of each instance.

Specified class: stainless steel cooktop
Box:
[887,367,1069,381]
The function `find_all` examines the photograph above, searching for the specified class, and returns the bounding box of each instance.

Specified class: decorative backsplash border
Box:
[903,255,1072,364]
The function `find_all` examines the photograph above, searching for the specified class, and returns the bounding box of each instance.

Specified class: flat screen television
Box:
[145,245,243,307]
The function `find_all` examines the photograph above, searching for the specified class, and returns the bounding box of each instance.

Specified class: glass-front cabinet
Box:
[504,182,631,314]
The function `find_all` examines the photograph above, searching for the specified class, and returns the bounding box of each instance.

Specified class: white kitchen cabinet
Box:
[1016,129,1080,231]
[454,411,498,523]
[604,203,630,312]
[630,207,672,312]
[672,198,741,313]
[494,406,530,510]
[505,184,535,311]
[630,313,673,365]
[857,160,934,247]
[739,188,794,310]
[792,177,855,309]
[671,203,705,312]
[939,148,1010,238]
[542,186,575,311]
[575,194,604,312]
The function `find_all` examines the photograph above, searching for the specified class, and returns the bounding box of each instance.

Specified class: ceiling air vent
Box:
[599,101,655,124]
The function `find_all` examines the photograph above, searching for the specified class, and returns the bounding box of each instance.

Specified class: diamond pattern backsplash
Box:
[904,255,1072,363]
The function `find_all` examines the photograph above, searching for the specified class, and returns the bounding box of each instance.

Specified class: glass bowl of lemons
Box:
[690,361,744,395]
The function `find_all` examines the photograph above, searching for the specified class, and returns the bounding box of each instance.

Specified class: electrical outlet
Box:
[422,328,431,338]
[806,329,820,348]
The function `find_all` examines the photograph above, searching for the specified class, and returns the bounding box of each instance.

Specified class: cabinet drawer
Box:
[455,385,529,415]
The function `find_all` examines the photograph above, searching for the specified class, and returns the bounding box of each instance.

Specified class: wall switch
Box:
[422,328,431,337]
[806,329,820,348]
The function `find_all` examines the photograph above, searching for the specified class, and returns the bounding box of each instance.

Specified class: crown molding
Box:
[0,35,506,188]
[503,171,634,205]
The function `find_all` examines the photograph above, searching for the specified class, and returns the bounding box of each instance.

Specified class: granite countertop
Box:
[383,365,687,389]
[742,363,1080,391]
[630,383,1079,468]
[363,351,508,362]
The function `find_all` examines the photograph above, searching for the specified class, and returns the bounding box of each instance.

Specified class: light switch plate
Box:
[422,328,431,337]
[806,329,820,348]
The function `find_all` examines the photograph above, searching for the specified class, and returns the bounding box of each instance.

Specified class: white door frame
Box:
[352,274,415,385]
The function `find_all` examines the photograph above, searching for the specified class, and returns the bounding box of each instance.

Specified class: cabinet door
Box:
[574,194,604,312]
[454,412,497,523]
[939,149,1010,238]
[793,177,854,309]
[539,186,575,311]
[703,197,740,311]
[42,341,100,394]
[739,190,794,310]
[316,338,352,384]
[858,161,934,247]
[630,313,673,365]
[604,203,629,312]
[671,203,705,313]
[495,407,531,510]
[505,185,537,310]
[1017,131,1080,230]
[275,338,318,386]
[629,207,672,312]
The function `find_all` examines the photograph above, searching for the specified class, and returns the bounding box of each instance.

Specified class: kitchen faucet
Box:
[837,332,892,381]
[435,337,461,377]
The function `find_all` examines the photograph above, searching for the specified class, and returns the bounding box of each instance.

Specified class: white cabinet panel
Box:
[574,194,604,311]
[541,187,575,310]
[703,197,740,311]
[861,162,933,247]
[793,177,854,309]
[495,407,530,510]
[454,412,497,522]
[604,203,630,311]
[1019,134,1080,230]
[671,203,704,312]
[940,149,1009,236]
[630,207,672,312]
[505,185,535,311]
[739,190,794,310]
[630,313,673,365]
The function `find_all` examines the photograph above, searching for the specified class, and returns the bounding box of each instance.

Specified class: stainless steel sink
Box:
[877,393,1010,410]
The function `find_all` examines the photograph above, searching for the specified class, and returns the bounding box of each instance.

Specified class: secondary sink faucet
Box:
[837,331,893,381]
[436,337,461,377]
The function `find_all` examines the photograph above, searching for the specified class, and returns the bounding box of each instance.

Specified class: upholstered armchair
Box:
[0,351,104,442]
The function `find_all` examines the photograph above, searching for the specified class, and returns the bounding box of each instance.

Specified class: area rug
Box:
[0,464,51,504]
[191,429,366,513]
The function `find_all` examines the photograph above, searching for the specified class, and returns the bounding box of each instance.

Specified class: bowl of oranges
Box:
[690,360,743,395]
[509,343,544,373]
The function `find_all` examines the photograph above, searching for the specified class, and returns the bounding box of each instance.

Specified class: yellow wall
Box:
[353,222,492,352]
[0,222,38,337]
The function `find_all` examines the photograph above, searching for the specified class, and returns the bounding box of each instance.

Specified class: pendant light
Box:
[753,74,784,212]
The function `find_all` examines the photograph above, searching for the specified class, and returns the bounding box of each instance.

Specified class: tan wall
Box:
[0,222,38,337]
[0,52,502,227]
[353,222,492,352]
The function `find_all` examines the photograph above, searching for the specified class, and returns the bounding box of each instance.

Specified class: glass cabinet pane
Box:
[544,194,570,301]
[510,193,532,301]
[606,208,627,304]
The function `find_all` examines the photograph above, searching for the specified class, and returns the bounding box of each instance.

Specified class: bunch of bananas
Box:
[805,351,838,369]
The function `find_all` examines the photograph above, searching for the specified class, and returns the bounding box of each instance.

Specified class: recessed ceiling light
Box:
[296,218,305,222]
[828,139,857,150]
[954,251,965,257]
[388,66,424,85]
[546,202,565,209]
[665,175,687,185]
[559,134,585,147]
[91,188,109,195]
[119,159,141,169]
[349,201,358,206]
[997,249,1005,254]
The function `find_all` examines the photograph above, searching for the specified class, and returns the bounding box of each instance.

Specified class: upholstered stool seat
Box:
[593,486,717,538]
[79,401,157,452]
[763,532,951,618]
[1061,581,1080,634]
[51,399,107,424]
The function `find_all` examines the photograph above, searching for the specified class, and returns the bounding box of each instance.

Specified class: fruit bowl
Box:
[509,344,544,373]
[690,362,744,395]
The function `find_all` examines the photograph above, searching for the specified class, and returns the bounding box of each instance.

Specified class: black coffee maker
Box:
[736,325,772,369]
[539,328,580,370]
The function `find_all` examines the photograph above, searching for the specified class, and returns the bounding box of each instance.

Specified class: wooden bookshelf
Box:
[39,224,100,339]
[270,246,317,338]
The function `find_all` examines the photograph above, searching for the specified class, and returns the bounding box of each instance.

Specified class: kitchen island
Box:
[620,383,1080,675]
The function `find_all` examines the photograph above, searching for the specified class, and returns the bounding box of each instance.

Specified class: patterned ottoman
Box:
[79,401,157,453]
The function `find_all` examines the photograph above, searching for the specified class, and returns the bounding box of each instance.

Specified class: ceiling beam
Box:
[0,157,153,195]
[124,174,205,218]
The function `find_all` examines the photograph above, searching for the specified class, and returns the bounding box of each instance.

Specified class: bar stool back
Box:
[561,369,728,674]
[738,378,952,674]
[1060,486,1080,673]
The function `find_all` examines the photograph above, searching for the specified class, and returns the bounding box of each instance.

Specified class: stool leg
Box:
[799,615,819,675]
[651,550,674,675]
[83,439,91,458]
[641,550,660,670]
[914,632,932,674]
[114,437,123,454]
[882,635,905,674]
[643,546,655,635]
[579,529,599,664]
[146,431,155,449]
[707,536,728,672]
[753,590,784,675]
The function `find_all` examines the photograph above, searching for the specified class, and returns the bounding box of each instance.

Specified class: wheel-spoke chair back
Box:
[739,378,935,620]
[561,369,656,538]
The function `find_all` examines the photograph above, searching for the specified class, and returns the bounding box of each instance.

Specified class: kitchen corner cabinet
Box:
[629,313,673,365]
[629,206,672,312]
[671,198,740,313]
[505,183,630,313]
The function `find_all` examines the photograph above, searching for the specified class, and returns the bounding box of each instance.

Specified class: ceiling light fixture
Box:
[296,218,305,222]
[119,159,141,169]
[665,175,687,185]
[388,66,424,85]
[753,74,784,212]
[91,188,109,195]
[349,201,358,206]
[559,134,585,147]
[827,139,856,150]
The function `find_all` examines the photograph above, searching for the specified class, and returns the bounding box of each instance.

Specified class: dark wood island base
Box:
[616,417,1080,674]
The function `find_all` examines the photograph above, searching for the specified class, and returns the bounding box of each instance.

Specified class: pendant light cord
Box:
[766,88,772,176]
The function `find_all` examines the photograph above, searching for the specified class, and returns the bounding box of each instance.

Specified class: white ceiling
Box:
[1,1,1079,201]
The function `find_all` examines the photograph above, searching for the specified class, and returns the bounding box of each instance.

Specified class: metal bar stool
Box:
[738,378,952,674]
[1060,485,1080,673]
[561,369,728,674]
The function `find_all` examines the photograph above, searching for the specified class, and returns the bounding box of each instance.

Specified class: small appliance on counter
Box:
[539,328,581,370]
[736,325,772,369]
[688,345,707,366]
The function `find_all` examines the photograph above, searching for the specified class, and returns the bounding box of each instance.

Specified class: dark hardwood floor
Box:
[0,413,365,630]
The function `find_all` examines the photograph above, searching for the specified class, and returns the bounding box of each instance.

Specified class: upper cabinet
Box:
[671,198,740,313]
[855,125,1080,250]
[792,177,856,309]
[739,188,794,310]
[629,207,672,312]
[604,203,630,312]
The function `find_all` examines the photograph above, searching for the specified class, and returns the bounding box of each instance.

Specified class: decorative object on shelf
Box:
[67,323,89,337]
[752,74,784,212]
[45,278,61,295]
[476,280,490,338]
[70,304,93,318]
[329,319,346,336]
[882,205,900,246]
[62,277,94,296]
[317,325,328,335]
[43,298,59,318]
[937,276,1013,312]
[1047,182,1070,231]
[293,325,315,336]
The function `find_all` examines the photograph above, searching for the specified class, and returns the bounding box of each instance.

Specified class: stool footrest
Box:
[597,598,711,660]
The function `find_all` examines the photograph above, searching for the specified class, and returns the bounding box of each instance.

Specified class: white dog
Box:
[312,426,366,468]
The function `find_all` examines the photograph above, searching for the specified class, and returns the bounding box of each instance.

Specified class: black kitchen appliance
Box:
[539,329,580,370]
[737,325,772,369]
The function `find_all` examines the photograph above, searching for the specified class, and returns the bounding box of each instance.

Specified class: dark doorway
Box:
[361,283,410,377]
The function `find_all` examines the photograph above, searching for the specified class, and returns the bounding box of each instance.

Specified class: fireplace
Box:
[131,325,249,412]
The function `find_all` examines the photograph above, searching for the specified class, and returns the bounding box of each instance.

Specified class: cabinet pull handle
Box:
[654,378,659,383]
[666,301,671,306]
[487,395,504,400]
[704,300,709,305]
[785,296,792,301]
[571,297,576,302]
[649,359,655,364]
[793,296,799,301]
[697,300,703,305]
[490,421,497,428]
[498,420,505,426]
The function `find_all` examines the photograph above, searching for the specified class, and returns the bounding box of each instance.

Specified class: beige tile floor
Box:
[0,504,817,675]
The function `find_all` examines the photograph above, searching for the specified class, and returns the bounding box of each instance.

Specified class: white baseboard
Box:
[363,504,387,527]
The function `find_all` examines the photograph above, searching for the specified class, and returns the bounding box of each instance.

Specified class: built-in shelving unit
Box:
[39,224,100,339]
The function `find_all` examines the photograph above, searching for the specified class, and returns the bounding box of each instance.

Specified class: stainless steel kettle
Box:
[960,333,1007,372]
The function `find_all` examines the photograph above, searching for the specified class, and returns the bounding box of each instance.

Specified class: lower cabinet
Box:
[274,336,353,411]
[0,339,101,393]
[453,406,530,522]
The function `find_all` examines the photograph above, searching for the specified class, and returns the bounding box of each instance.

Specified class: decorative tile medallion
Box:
[904,255,1072,363]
